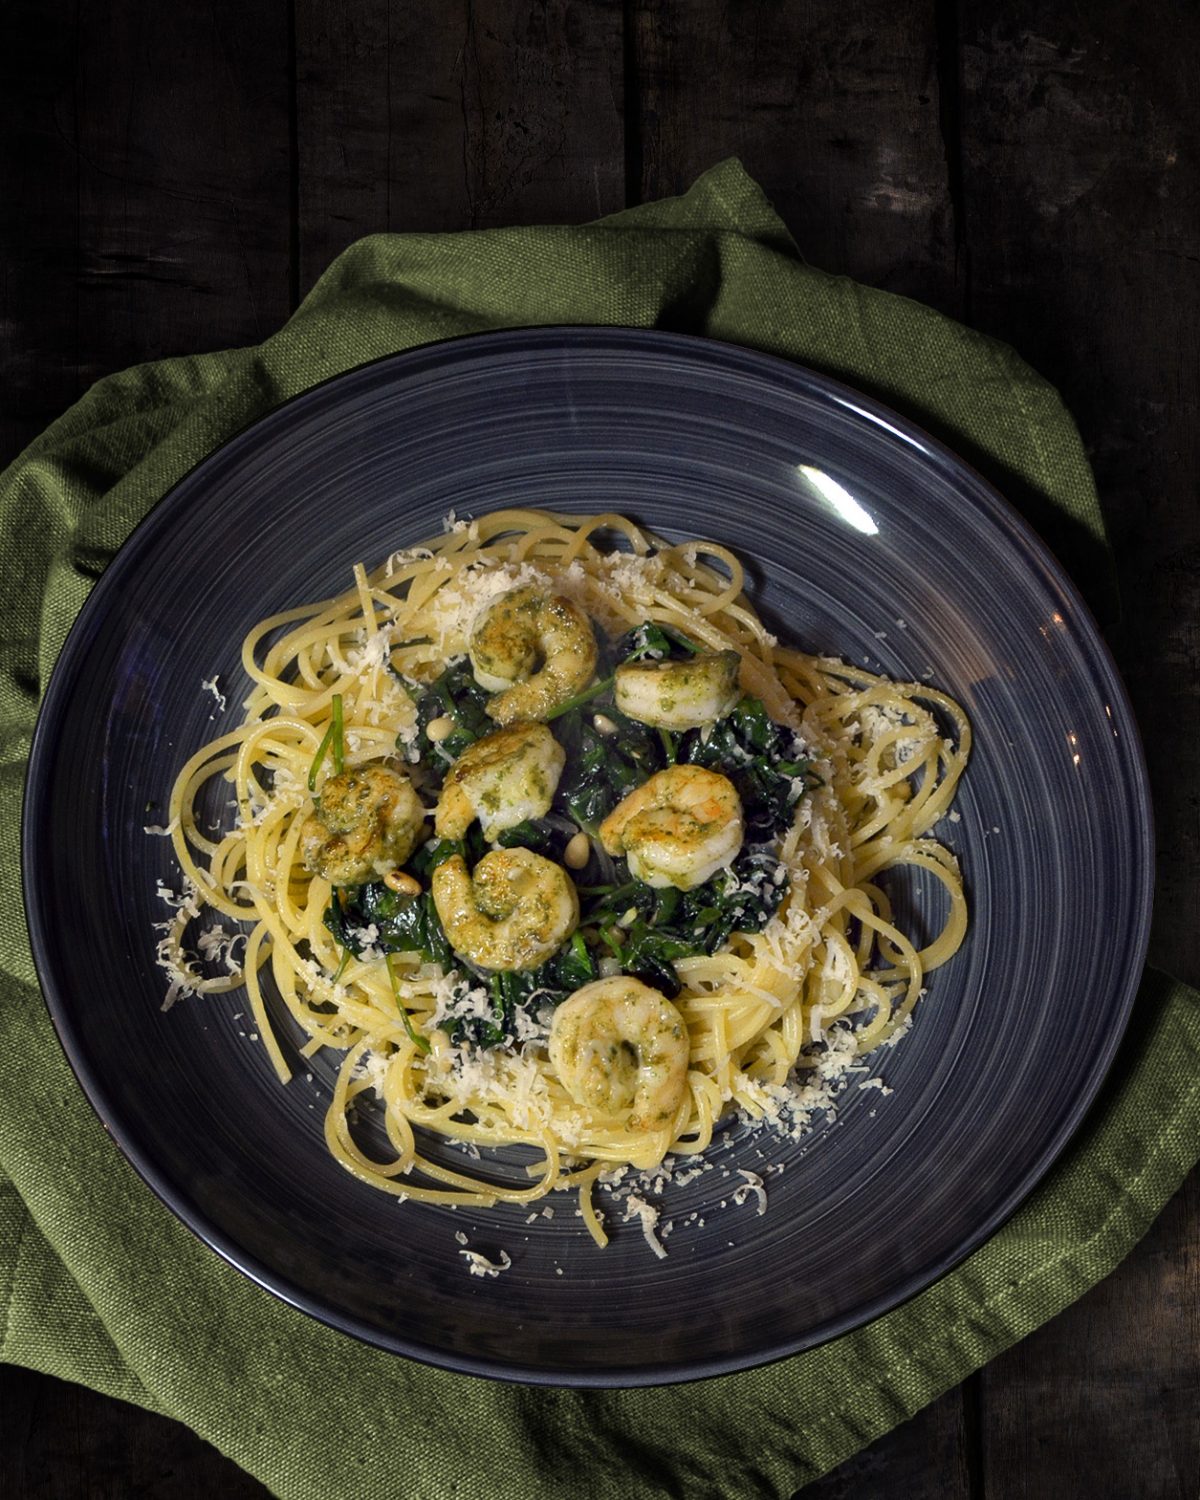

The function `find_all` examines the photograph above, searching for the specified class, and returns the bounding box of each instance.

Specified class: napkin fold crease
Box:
[1,159,1195,1500]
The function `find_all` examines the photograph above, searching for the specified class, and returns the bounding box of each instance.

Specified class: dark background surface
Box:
[1,2,1197,1497]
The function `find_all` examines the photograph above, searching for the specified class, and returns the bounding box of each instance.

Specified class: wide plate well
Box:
[23,329,1152,1385]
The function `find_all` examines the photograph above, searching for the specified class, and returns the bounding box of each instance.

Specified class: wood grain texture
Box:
[70,0,292,373]
[294,0,391,290]
[295,0,625,292]
[0,0,85,463]
[0,1364,270,1499]
[0,0,292,467]
[631,0,964,315]
[959,0,1200,986]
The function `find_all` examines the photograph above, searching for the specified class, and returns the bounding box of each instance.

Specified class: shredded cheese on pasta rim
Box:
[158,508,971,1248]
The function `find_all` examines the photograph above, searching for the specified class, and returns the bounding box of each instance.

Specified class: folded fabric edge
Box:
[769,969,1200,1491]
[0,1180,166,1417]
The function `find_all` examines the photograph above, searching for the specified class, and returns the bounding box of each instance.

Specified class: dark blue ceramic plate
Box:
[23,330,1152,1385]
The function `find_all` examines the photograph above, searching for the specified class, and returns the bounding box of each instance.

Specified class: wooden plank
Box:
[1,0,292,476]
[0,1,84,468]
[293,0,391,293]
[959,3,1200,1495]
[630,0,964,314]
[0,1364,271,1499]
[792,1387,973,1498]
[294,0,626,294]
[959,0,1200,982]
[69,0,292,387]
[0,0,295,730]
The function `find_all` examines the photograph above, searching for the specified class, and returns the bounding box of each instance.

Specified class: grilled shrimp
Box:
[599,764,743,890]
[614,649,741,730]
[299,763,424,886]
[435,723,565,841]
[469,584,597,723]
[431,847,580,971]
[548,977,690,1132]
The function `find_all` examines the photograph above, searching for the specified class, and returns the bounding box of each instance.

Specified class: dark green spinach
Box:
[580,846,788,997]
[406,659,493,787]
[441,933,598,1047]
[551,704,665,835]
[681,696,816,836]
[347,625,817,1029]
[324,878,452,969]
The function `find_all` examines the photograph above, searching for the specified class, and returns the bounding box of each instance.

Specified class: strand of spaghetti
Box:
[241,922,292,1083]
[670,1074,720,1153]
[576,1164,611,1248]
[562,512,651,558]
[508,522,578,561]
[859,851,969,973]
[169,731,253,849]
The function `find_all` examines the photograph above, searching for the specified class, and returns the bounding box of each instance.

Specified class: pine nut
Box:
[384,869,421,896]
[592,713,618,735]
[563,831,591,869]
[425,715,455,743]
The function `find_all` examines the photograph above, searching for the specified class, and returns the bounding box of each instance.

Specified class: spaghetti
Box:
[157,509,970,1245]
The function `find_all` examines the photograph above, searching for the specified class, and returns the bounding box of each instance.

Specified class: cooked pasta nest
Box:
[156,508,970,1248]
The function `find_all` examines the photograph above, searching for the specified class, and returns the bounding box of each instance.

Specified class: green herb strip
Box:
[544,673,614,721]
[307,691,345,791]
[385,952,431,1053]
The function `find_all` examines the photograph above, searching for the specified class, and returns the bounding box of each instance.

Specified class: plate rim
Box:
[21,325,1155,1386]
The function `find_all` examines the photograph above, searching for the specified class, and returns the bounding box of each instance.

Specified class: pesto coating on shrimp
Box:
[469,585,597,723]
[431,846,580,971]
[435,722,565,841]
[549,977,690,1132]
[599,764,744,890]
[299,763,424,886]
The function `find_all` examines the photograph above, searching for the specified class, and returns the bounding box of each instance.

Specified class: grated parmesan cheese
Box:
[143,816,180,837]
[732,1169,768,1216]
[196,925,246,974]
[458,1247,513,1278]
[623,1195,668,1260]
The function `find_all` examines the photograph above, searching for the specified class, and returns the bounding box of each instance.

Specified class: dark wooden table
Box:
[2,3,1197,1497]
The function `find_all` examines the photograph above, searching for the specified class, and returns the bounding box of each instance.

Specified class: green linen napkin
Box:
[1,160,1196,1500]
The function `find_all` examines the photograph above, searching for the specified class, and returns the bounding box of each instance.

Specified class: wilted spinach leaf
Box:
[680,696,816,837]
[405,659,493,788]
[440,934,599,1047]
[579,845,789,997]
[325,877,452,968]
